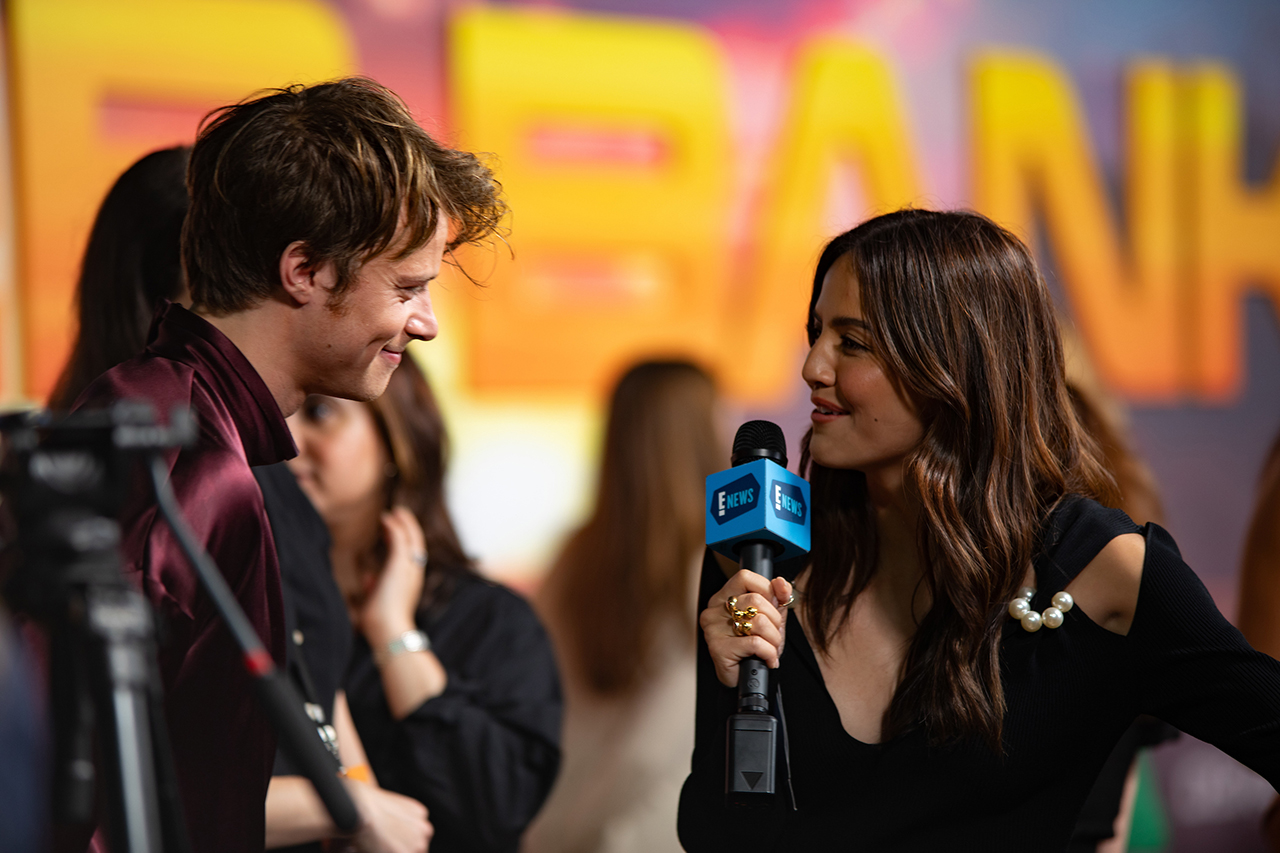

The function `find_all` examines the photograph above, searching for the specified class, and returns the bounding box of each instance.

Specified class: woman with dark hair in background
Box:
[524,361,723,853]
[288,356,562,853]
[50,147,189,409]
[50,146,432,853]
[678,208,1280,851]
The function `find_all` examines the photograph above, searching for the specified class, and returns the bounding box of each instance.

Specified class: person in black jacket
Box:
[288,355,562,853]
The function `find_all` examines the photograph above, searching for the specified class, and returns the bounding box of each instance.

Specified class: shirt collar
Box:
[147,302,298,465]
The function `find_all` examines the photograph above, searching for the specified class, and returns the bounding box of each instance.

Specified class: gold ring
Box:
[732,606,759,621]
[724,596,738,614]
[781,590,798,609]
[732,619,754,637]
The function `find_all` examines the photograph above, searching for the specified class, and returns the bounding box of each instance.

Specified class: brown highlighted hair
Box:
[541,361,722,696]
[184,77,505,314]
[799,209,1117,750]
[367,356,473,597]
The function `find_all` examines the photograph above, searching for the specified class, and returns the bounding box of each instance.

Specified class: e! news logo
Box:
[710,474,759,524]
[770,480,806,524]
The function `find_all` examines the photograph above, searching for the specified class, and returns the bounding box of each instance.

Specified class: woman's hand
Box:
[700,570,793,687]
[345,779,433,853]
[357,507,449,718]
[358,507,429,642]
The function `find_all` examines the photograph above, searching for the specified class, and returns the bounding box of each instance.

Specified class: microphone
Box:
[705,420,810,806]
[706,421,810,570]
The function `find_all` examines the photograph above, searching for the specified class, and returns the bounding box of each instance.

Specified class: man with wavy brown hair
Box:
[73,77,504,852]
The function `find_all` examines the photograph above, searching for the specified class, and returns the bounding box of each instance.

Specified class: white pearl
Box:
[1052,591,1074,613]
[1008,598,1031,619]
[1020,611,1043,632]
[1042,607,1064,629]
[1017,586,1036,601]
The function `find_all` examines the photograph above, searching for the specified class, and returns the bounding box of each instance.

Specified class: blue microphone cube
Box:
[705,458,811,562]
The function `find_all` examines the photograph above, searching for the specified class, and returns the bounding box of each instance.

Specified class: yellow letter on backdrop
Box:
[8,0,353,400]
[737,39,923,401]
[449,6,732,399]
[971,53,1183,401]
[1184,64,1280,400]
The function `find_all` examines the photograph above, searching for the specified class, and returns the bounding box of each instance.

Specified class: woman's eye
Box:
[842,336,869,353]
[303,397,335,422]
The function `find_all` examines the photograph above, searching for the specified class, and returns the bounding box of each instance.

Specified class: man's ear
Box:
[279,240,323,306]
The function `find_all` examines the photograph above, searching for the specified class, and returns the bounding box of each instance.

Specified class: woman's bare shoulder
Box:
[1064,532,1146,636]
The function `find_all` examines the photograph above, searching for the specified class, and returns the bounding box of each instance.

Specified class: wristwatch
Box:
[374,629,432,666]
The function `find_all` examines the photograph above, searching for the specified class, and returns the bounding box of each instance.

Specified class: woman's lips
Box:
[810,400,848,424]
[380,348,403,365]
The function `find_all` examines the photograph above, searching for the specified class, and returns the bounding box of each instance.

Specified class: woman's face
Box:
[286,395,389,526]
[801,259,924,478]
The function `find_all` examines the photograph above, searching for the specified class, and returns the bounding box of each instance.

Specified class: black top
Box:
[253,462,352,774]
[678,495,1280,852]
[344,571,563,853]
[255,461,352,853]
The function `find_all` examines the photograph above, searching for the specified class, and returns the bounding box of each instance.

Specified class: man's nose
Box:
[406,297,438,342]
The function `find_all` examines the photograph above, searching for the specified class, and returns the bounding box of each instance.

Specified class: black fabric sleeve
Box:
[375,582,562,853]
[1131,523,1280,786]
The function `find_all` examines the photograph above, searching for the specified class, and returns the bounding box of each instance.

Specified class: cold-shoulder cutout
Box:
[1062,532,1146,636]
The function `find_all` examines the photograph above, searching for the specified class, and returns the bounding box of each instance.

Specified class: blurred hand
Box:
[346,779,433,853]
[700,570,792,687]
[358,507,428,641]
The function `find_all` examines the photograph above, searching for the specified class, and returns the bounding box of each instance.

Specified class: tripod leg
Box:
[86,586,164,853]
[50,609,97,826]
[146,645,192,853]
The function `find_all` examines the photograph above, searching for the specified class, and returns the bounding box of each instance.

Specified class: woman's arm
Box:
[359,507,448,718]
[265,774,433,853]
[334,690,376,784]
[266,692,434,851]
[350,580,562,853]
[1130,524,1280,782]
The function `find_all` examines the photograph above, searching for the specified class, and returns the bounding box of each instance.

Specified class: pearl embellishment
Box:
[1008,587,1073,632]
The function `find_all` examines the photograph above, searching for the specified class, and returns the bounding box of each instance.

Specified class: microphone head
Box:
[708,420,809,562]
[731,420,787,468]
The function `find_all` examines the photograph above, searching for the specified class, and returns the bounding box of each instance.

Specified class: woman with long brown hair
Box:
[524,361,723,853]
[287,356,562,853]
[678,209,1280,850]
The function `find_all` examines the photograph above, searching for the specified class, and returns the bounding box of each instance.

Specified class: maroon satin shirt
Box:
[74,303,294,852]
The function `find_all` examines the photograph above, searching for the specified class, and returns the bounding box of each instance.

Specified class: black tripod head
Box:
[1,401,195,616]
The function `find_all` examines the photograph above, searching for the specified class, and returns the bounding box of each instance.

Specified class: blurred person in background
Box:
[49,147,190,410]
[1234,432,1280,849]
[523,361,723,853]
[287,355,562,853]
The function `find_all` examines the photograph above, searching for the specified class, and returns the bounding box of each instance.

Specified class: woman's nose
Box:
[801,341,833,389]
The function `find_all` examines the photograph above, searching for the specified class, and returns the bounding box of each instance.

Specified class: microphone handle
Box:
[735,542,774,713]
[727,540,778,803]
